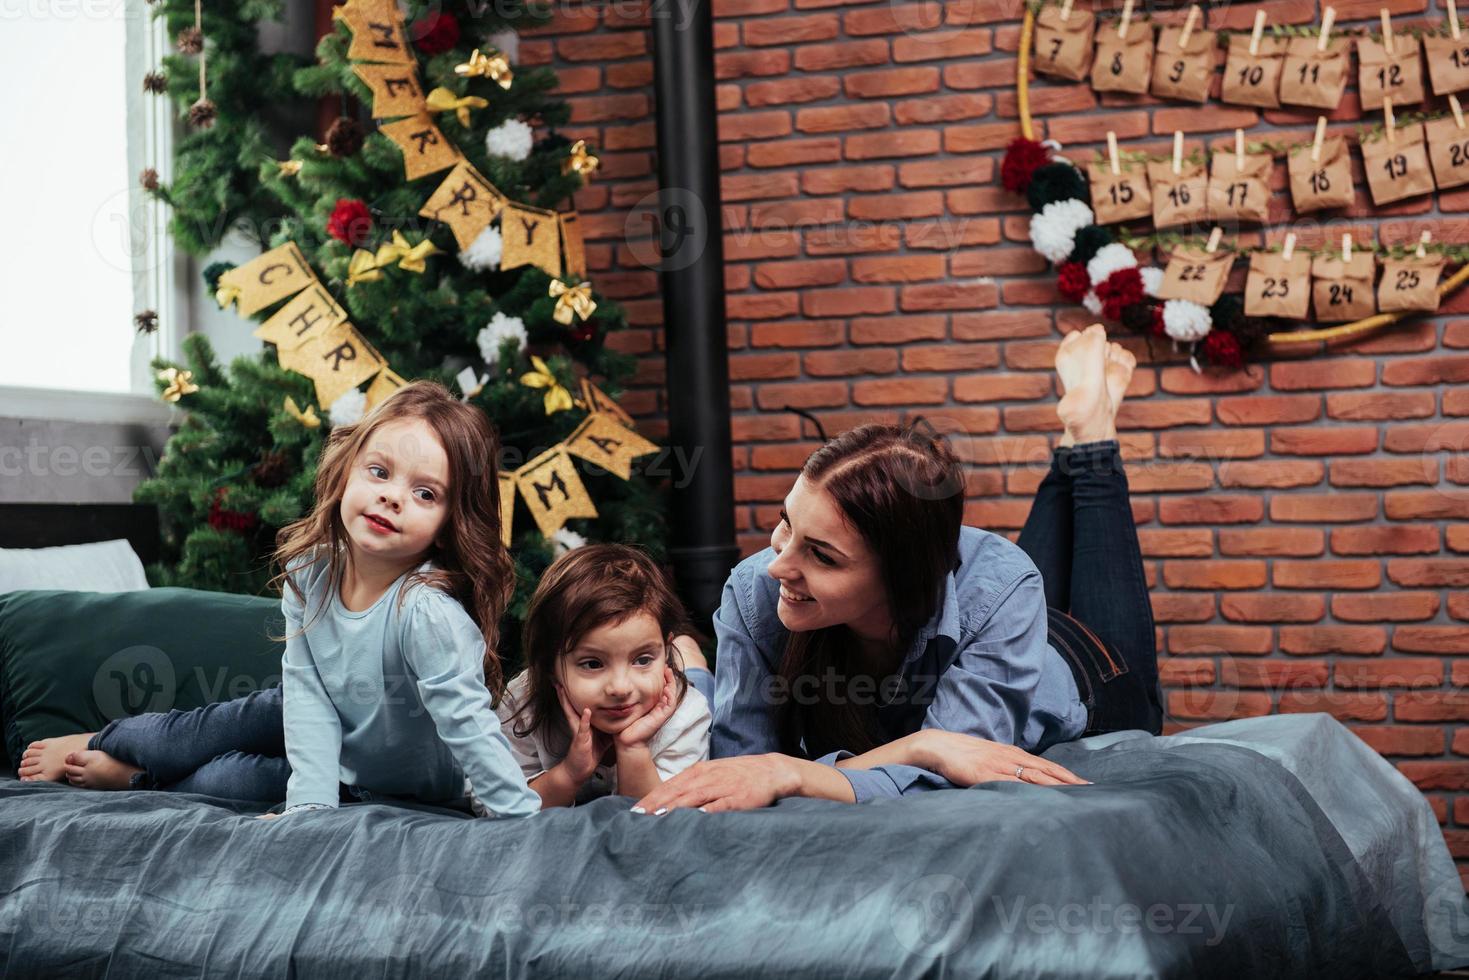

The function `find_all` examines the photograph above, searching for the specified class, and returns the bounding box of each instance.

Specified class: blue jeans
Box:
[1016,440,1163,736]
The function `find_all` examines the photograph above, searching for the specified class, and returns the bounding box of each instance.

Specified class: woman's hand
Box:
[556,684,610,785]
[614,666,678,751]
[670,634,707,672]
[631,753,803,814]
[914,730,1090,787]
[255,812,281,821]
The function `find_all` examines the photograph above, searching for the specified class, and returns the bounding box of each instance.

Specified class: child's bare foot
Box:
[1055,324,1115,446]
[61,749,142,791]
[18,733,94,782]
[1103,342,1137,414]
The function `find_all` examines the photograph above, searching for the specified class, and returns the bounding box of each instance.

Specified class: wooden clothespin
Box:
[1108,131,1122,175]
[1173,131,1185,176]
[1381,8,1395,55]
[1206,227,1223,253]
[1318,6,1336,51]
[1282,232,1297,262]
[1061,0,1074,21]
[1451,0,1462,40]
[1384,97,1397,143]
[1118,0,1134,39]
[1417,230,1432,259]
[1179,4,1201,47]
[1235,128,1246,169]
[1311,116,1328,163]
[1249,10,1267,56]
[1452,94,1466,130]
[1343,233,1353,262]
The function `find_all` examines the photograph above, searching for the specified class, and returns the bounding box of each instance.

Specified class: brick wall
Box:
[520,0,1469,878]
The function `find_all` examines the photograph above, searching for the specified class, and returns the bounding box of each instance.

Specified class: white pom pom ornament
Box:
[328,388,367,426]
[476,311,528,368]
[459,226,503,272]
[1086,243,1138,287]
[485,118,533,161]
[1162,299,1212,342]
[1028,199,1094,264]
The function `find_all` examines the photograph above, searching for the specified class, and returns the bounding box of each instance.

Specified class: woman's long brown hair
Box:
[775,422,964,759]
[268,380,517,699]
[505,543,695,757]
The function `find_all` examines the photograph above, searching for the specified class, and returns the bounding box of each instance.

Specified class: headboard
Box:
[0,504,160,564]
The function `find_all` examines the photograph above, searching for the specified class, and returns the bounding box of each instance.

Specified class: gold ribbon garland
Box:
[424,86,489,128]
[453,48,514,90]
[373,230,441,273]
[520,355,575,415]
[157,367,199,402]
[283,395,321,428]
[549,279,597,325]
[347,249,384,286]
[215,282,242,310]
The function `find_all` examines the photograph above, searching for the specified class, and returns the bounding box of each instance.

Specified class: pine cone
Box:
[188,98,217,129]
[139,167,160,191]
[134,310,159,335]
[325,117,365,158]
[143,71,168,94]
[176,26,203,54]
[250,450,292,489]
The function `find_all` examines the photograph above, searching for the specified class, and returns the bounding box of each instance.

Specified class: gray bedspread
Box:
[2,712,1465,978]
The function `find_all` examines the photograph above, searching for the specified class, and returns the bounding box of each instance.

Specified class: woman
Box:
[639,324,1162,814]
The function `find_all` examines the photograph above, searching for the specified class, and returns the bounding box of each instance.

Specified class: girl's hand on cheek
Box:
[557,684,608,784]
[614,666,677,751]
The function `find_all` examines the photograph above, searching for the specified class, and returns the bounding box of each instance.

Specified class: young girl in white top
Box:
[497,544,711,807]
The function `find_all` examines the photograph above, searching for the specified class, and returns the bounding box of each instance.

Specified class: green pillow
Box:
[0,588,284,771]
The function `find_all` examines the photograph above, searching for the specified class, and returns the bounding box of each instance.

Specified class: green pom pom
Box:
[1025,163,1088,213]
[1068,225,1113,267]
[202,261,236,292]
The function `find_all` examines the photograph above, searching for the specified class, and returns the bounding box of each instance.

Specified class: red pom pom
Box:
[1096,267,1144,321]
[1056,261,1090,302]
[208,488,258,534]
[1001,137,1051,194]
[1150,305,1167,338]
[1203,330,1245,370]
[327,198,372,247]
[412,12,460,55]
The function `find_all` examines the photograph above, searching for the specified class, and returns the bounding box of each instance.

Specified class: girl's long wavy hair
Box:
[775,422,964,760]
[505,543,696,758]
[268,380,517,699]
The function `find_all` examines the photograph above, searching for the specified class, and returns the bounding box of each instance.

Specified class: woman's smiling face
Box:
[766,475,892,645]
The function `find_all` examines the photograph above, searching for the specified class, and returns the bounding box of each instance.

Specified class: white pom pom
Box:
[1140,265,1164,299]
[486,29,519,64]
[1082,290,1103,316]
[1028,199,1094,264]
[328,388,367,427]
[485,118,533,161]
[459,226,502,272]
[1162,299,1213,342]
[551,527,587,556]
[476,311,528,368]
[1086,243,1138,287]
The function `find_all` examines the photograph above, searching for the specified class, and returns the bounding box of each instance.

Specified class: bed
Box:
[1,505,1466,977]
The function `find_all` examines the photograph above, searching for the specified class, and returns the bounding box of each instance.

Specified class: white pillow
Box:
[0,539,150,594]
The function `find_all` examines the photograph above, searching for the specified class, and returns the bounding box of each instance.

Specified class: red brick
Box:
[1152,594,1217,622]
[901,345,999,373]
[1219,528,1324,557]
[851,253,946,282]
[850,315,946,345]
[1270,358,1377,390]
[1388,559,1469,587]
[1330,458,1436,488]
[1278,626,1387,656]
[743,14,840,46]
[845,130,943,160]
[1218,460,1324,489]
[1115,401,1214,430]
[1384,492,1469,520]
[1333,592,1441,622]
[1167,689,1273,721]
[1220,660,1329,689]
[1126,462,1216,493]
[1326,390,1437,420]
[1216,395,1321,425]
[795,103,891,133]
[1221,594,1326,623]
[892,29,994,62]
[747,137,842,167]
[1158,496,1265,524]
[843,67,941,98]
[1270,426,1380,455]
[1398,692,1469,722]
[1350,725,1447,756]
[1160,658,1216,686]
[1274,560,1382,589]
[747,77,844,107]
[1382,355,1469,386]
[954,373,1052,403]
[801,287,894,317]
[1393,627,1469,655]
[1169,625,1275,655]
[852,377,948,406]
[1397,762,1469,791]
[1163,561,1267,590]
[1279,691,1388,722]
[1331,525,1439,556]
[1137,529,1214,558]
[754,381,849,411]
[803,349,897,377]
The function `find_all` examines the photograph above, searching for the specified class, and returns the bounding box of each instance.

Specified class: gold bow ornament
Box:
[563,139,599,179]
[277,159,303,177]
[548,279,597,326]
[346,249,383,286]
[283,395,321,429]
[215,281,242,310]
[520,355,574,415]
[374,230,441,274]
[425,86,489,128]
[157,367,199,403]
[454,48,513,90]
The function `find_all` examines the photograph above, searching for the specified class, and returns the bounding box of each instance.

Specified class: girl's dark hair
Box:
[775,422,964,759]
[506,543,696,755]
[269,380,516,698]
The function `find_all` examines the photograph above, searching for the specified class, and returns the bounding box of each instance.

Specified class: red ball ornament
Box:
[412,12,460,55]
[327,198,372,247]
[1096,267,1144,322]
[1000,137,1051,194]
[1056,261,1090,302]
[1203,329,1245,369]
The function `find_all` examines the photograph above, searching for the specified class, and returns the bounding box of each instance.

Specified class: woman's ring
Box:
[1015,765,1025,779]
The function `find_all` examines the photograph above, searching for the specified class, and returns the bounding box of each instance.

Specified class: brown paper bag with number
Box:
[1208,151,1272,223]
[1311,252,1377,322]
[1146,158,1208,229]
[1034,6,1096,81]
[1287,136,1355,212]
[1426,116,1469,190]
[1245,250,1312,318]
[1221,35,1286,107]
[1360,123,1434,205]
[1424,34,1469,96]
[1151,26,1219,103]
[1092,23,1155,94]
[1280,36,1349,109]
[1379,254,1446,312]
[1087,159,1153,223]
[1357,36,1426,110]
[1157,246,1234,305]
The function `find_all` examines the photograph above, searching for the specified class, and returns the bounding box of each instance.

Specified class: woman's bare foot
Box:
[61,749,142,790]
[1055,324,1115,446]
[1103,342,1137,414]
[17,733,94,782]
